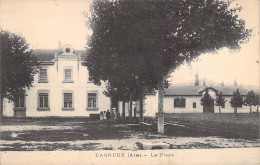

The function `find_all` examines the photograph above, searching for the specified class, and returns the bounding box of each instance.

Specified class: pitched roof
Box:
[164,85,249,96]
[164,86,203,96]
[33,49,87,61]
[34,49,56,61]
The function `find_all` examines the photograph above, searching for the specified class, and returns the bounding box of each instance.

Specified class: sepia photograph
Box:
[0,0,259,164]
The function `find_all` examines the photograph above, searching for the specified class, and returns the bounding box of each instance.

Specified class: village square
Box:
[0,0,259,155]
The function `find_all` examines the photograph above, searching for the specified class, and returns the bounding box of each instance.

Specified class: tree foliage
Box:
[215,92,226,113]
[1,29,39,102]
[230,89,243,113]
[85,0,251,98]
[200,89,214,106]
[244,91,259,113]
[215,92,226,106]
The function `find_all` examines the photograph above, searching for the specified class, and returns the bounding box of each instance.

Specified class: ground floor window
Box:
[221,102,225,108]
[87,92,98,110]
[15,95,25,108]
[193,102,196,108]
[174,97,186,108]
[38,92,49,110]
[63,93,73,110]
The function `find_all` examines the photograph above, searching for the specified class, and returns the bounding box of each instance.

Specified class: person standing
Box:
[100,111,104,121]
[106,109,110,122]
[103,111,107,122]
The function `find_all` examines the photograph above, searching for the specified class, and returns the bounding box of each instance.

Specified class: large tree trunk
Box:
[234,107,237,114]
[219,106,221,113]
[139,92,144,122]
[122,101,125,120]
[250,105,252,114]
[158,80,164,134]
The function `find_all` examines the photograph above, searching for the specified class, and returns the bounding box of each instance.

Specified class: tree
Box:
[215,92,226,113]
[200,89,214,113]
[230,89,243,114]
[0,29,39,117]
[255,94,260,116]
[85,0,251,133]
[244,91,259,114]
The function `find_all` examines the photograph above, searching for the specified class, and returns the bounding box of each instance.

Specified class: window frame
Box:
[37,90,50,111]
[38,68,48,83]
[174,97,186,108]
[62,90,74,111]
[63,66,74,83]
[193,102,196,108]
[86,91,99,111]
[13,94,26,111]
[87,70,94,83]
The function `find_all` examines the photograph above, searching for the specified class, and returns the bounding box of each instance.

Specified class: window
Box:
[221,102,225,108]
[87,92,98,110]
[39,69,48,83]
[174,97,186,108]
[88,71,94,82]
[63,93,74,110]
[14,95,26,111]
[38,93,49,110]
[63,68,73,83]
[193,102,196,108]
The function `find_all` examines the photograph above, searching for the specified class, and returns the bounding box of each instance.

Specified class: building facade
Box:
[3,45,110,117]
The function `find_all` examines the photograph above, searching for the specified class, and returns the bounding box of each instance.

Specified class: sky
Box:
[0,0,259,86]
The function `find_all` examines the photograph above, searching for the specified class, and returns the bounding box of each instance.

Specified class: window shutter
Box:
[64,93,72,102]
[40,69,47,80]
[65,69,71,80]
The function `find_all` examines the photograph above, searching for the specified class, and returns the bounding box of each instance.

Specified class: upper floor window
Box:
[39,69,48,83]
[174,97,186,108]
[63,68,73,83]
[88,71,94,82]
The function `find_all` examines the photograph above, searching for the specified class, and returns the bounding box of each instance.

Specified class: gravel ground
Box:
[0,117,259,151]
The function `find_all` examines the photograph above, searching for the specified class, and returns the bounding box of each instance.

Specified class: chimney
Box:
[58,41,62,50]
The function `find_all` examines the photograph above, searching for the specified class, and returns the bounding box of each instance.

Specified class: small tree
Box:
[230,89,243,114]
[0,29,39,117]
[201,89,214,113]
[255,94,260,116]
[244,91,258,114]
[215,92,226,113]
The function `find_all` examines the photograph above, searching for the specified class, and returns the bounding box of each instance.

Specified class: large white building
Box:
[3,44,258,118]
[3,44,110,117]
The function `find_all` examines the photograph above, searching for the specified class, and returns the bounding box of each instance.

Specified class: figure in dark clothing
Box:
[106,109,110,122]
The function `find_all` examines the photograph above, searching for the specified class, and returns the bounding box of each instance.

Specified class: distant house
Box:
[3,44,110,117]
[142,82,259,116]
[163,85,249,114]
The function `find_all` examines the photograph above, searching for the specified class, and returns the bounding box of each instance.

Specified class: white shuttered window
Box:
[65,69,72,81]
[39,69,48,82]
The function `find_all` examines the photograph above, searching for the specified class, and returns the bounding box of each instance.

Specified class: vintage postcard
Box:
[0,0,259,164]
